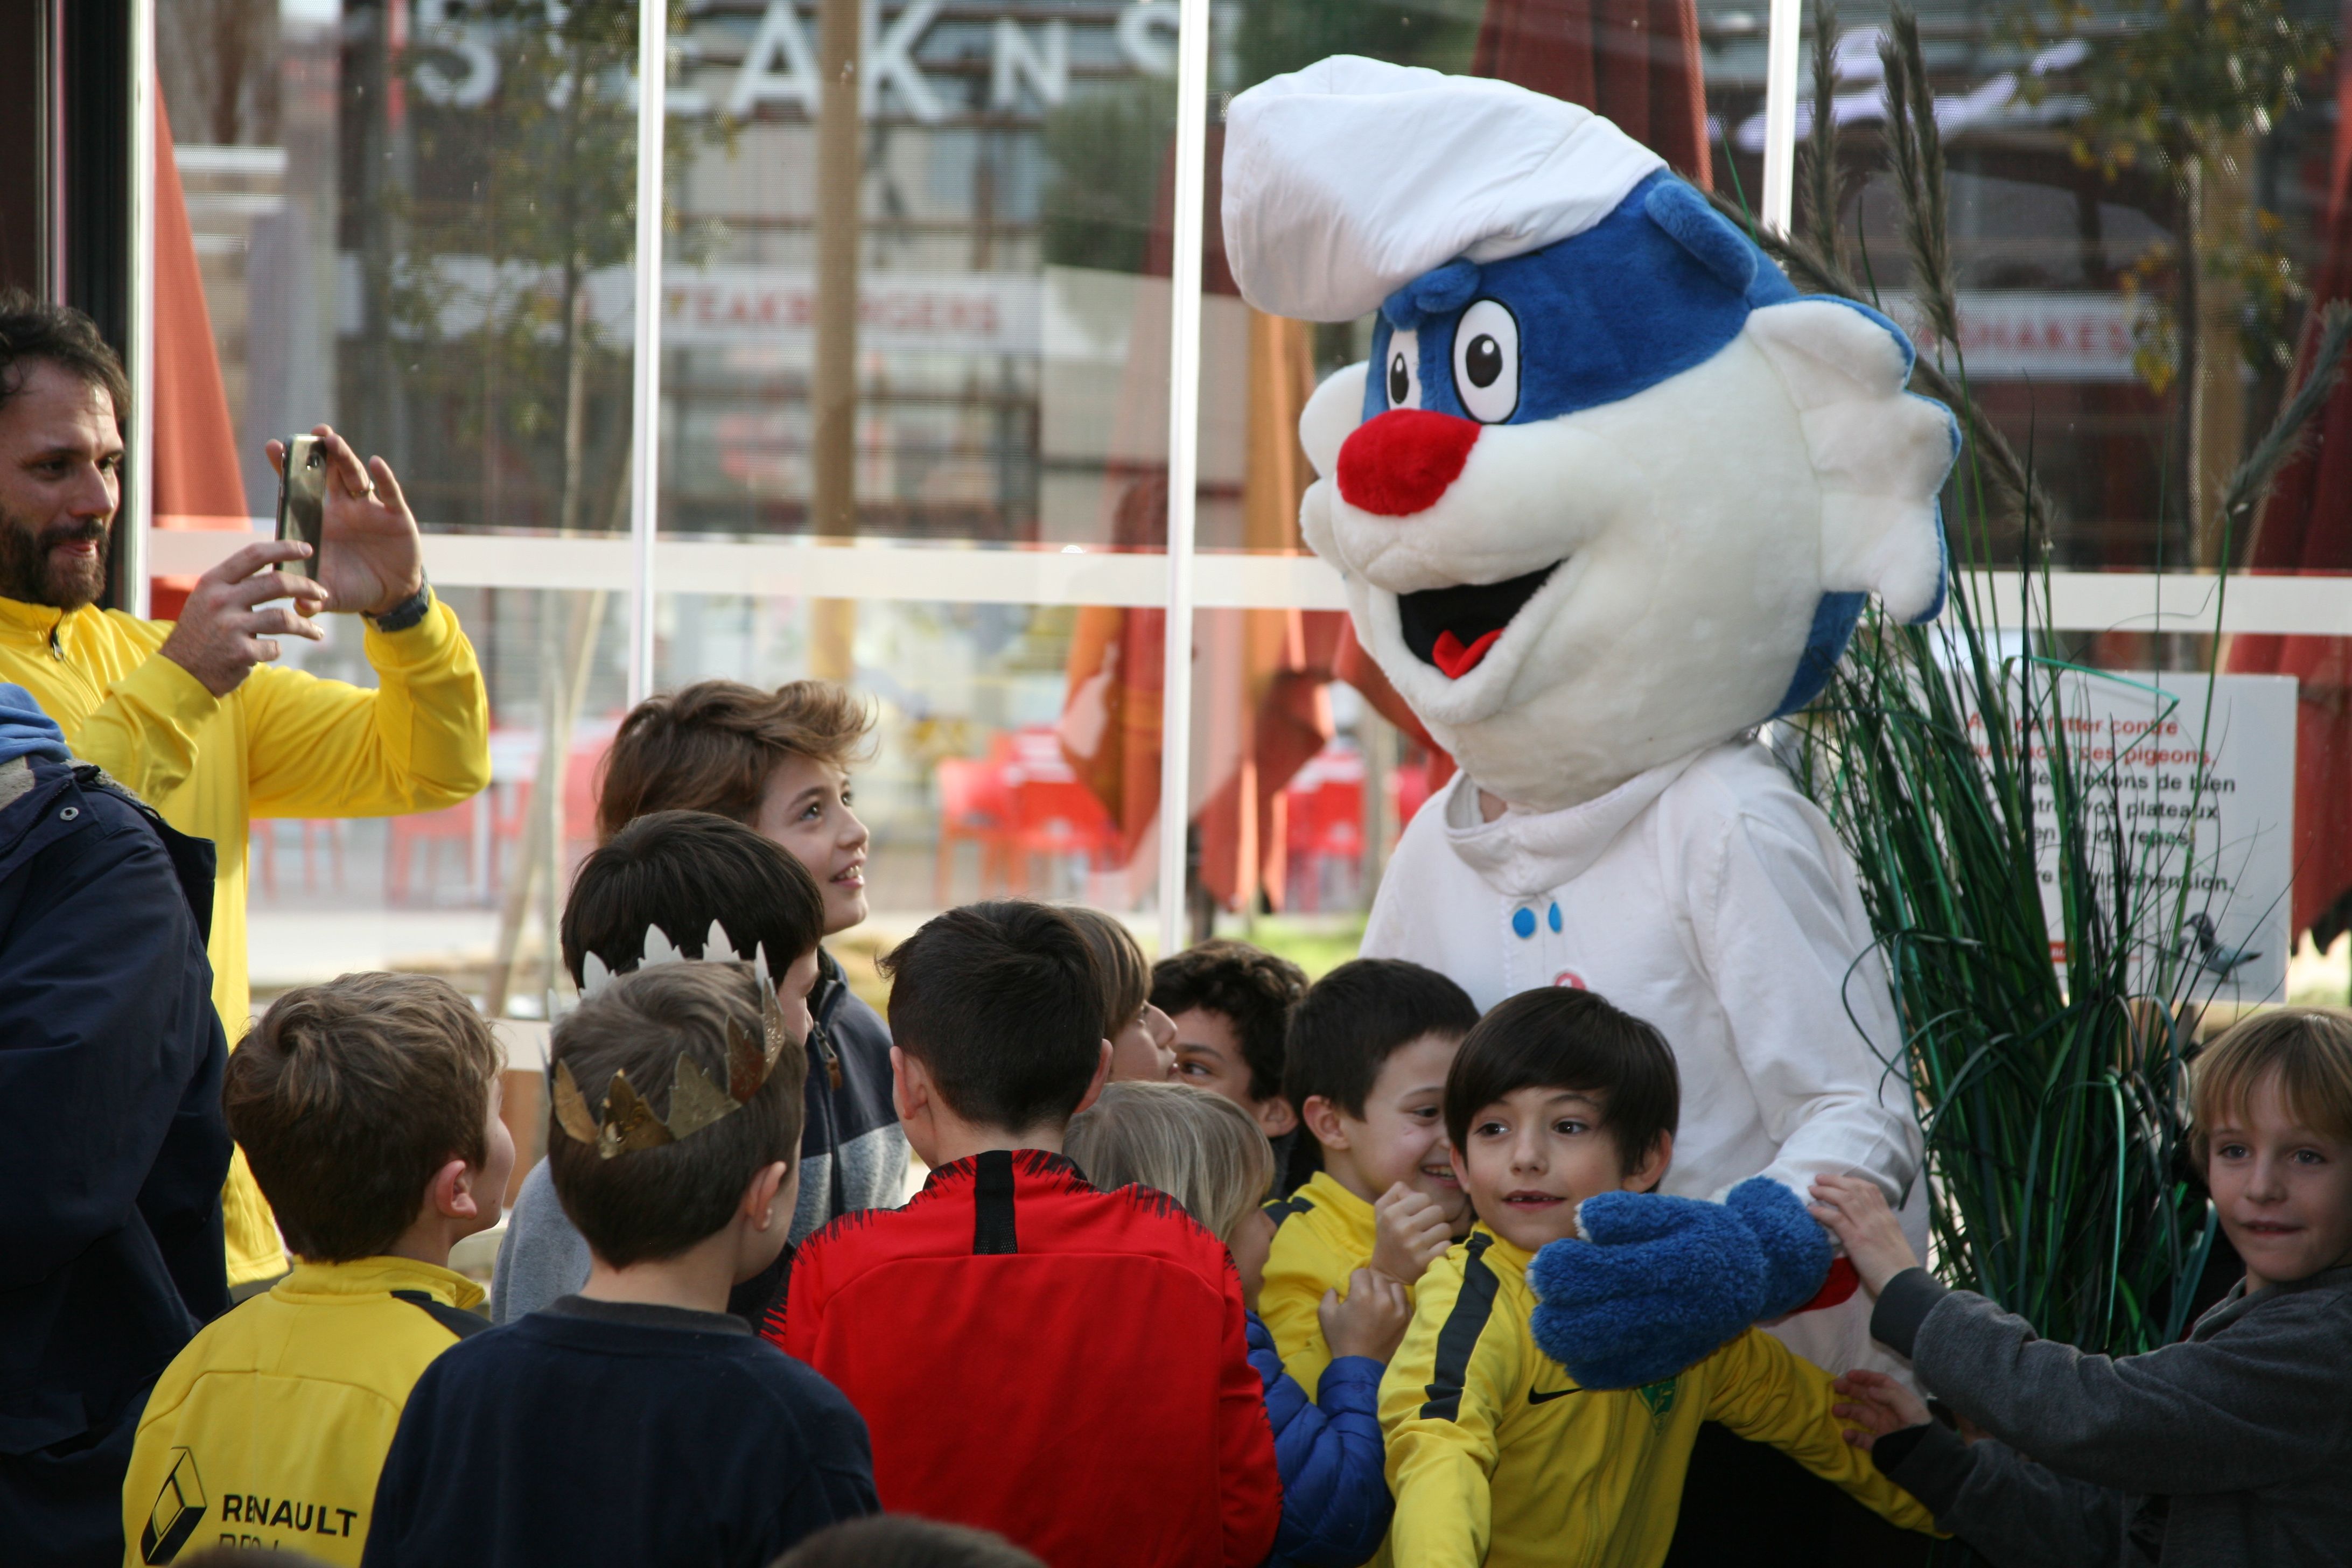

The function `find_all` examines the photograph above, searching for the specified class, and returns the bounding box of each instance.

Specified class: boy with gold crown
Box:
[361,821,877,1568]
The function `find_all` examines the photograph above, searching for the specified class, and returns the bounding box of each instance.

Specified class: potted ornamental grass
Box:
[1722,4,2351,1364]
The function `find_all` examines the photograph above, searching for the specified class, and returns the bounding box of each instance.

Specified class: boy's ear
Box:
[428,1157,479,1221]
[742,1159,794,1231]
[889,1044,926,1123]
[1622,1130,1674,1194]
[1070,1040,1116,1117]
[1251,1094,1299,1139]
[1299,1095,1351,1152]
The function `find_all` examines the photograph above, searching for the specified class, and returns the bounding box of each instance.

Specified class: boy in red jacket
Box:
[766,901,1280,1568]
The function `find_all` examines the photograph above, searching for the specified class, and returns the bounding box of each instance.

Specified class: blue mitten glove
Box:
[1725,1174,1834,1317]
[1527,1177,1831,1390]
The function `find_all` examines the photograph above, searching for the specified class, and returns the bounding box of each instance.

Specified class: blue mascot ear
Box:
[1642,182,1757,296]
[1383,259,1484,330]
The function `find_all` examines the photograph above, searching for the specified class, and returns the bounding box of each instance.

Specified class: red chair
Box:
[1010,777,1122,894]
[491,737,613,890]
[386,806,473,905]
[936,755,1016,903]
[1282,751,1366,912]
[564,743,607,867]
[258,818,349,898]
[1392,757,1438,830]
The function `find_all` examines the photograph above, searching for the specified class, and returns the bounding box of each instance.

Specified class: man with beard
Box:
[0,290,491,1295]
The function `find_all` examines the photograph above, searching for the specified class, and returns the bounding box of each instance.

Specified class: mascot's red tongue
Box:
[1431,627,1502,678]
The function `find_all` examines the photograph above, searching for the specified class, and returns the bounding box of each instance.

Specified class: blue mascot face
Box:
[1296,173,1957,810]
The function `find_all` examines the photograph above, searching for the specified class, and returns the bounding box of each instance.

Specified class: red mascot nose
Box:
[1336,410,1481,517]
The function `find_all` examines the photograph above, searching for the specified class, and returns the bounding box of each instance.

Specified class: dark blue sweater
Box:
[1245,1310,1393,1567]
[362,1296,877,1568]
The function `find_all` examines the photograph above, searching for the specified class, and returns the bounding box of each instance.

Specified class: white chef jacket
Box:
[1361,735,1928,1376]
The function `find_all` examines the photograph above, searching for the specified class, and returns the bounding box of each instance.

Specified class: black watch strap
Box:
[366,579,433,633]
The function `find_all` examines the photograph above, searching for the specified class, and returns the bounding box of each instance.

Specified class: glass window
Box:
[656,0,1181,550]
[148,0,2350,988]
[160,3,648,1015]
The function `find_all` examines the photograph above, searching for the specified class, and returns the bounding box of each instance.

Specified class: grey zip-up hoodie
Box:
[1869,1263,2352,1567]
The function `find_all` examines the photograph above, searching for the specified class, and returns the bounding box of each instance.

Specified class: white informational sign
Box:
[1964,671,2297,1000]
[1886,291,2152,382]
[662,270,1042,355]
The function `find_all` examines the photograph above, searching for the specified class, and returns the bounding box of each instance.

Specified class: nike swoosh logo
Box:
[1529,1388,1579,1404]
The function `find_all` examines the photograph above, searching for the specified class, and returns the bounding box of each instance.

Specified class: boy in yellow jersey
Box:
[120,976,513,1566]
[1382,988,1934,1568]
[1259,959,1481,1396]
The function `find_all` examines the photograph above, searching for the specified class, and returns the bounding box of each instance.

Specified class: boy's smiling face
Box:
[1454,1086,1670,1254]
[2206,1070,2352,1291]
[1310,1032,1470,1226]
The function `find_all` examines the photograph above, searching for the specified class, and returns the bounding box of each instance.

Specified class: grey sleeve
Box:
[1880,1422,2137,1568]
[490,1160,593,1325]
[1912,1289,2352,1495]
[1870,1267,1950,1357]
[833,1121,909,1214]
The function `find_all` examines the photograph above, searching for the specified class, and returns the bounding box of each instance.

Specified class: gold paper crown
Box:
[551,922,792,1160]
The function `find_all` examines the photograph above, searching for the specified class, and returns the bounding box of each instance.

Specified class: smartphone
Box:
[275,435,327,578]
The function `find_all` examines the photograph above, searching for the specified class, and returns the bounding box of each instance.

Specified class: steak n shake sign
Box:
[412,0,1175,123]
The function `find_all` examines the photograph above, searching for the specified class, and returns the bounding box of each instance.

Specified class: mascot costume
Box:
[1221,58,1954,1409]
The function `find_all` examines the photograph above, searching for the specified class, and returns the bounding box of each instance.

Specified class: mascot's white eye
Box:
[1383,328,1422,409]
[1452,299,1520,423]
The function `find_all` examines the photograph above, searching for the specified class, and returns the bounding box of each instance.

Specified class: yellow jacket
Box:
[120,1256,488,1566]
[1260,1170,1387,1397]
[0,594,489,1282]
[1380,1228,1934,1568]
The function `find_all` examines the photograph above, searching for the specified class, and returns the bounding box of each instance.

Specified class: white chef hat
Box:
[1222,56,1668,323]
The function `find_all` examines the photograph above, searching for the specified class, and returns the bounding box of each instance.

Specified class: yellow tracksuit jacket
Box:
[0,595,489,1283]
[1380,1228,1935,1568]
[119,1257,487,1567]
[1259,1170,1387,1397]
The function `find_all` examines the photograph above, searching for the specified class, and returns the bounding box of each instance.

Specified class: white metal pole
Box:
[1154,0,1213,956]
[124,0,157,618]
[1759,0,1802,236]
[626,0,668,708]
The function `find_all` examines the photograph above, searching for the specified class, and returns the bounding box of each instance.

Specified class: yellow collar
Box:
[274,1256,487,1312]
[1297,1168,1377,1226]
[1468,1225,1536,1277]
[0,596,75,639]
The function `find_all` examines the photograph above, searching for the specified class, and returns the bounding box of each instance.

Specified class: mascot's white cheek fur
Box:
[1300,299,1952,813]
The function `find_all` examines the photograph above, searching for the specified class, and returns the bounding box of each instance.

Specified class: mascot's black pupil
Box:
[1465,334,1503,387]
[1388,353,1411,403]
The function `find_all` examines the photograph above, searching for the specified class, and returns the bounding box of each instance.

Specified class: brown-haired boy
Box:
[118,975,513,1566]
[1817,1006,2352,1567]
[1257,957,1480,1397]
[491,680,900,1313]
[1151,939,1309,1180]
[363,962,877,1568]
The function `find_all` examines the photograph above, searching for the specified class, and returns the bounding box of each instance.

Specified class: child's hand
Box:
[1370,1183,1453,1286]
[1321,1268,1412,1365]
[1831,1369,1931,1451]
[1805,1173,1920,1296]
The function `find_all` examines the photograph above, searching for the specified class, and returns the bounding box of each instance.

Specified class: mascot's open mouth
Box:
[1398,564,1559,679]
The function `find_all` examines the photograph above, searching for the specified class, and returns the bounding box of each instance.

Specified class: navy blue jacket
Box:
[364,1297,877,1568]
[1246,1309,1393,1567]
[0,759,230,1563]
